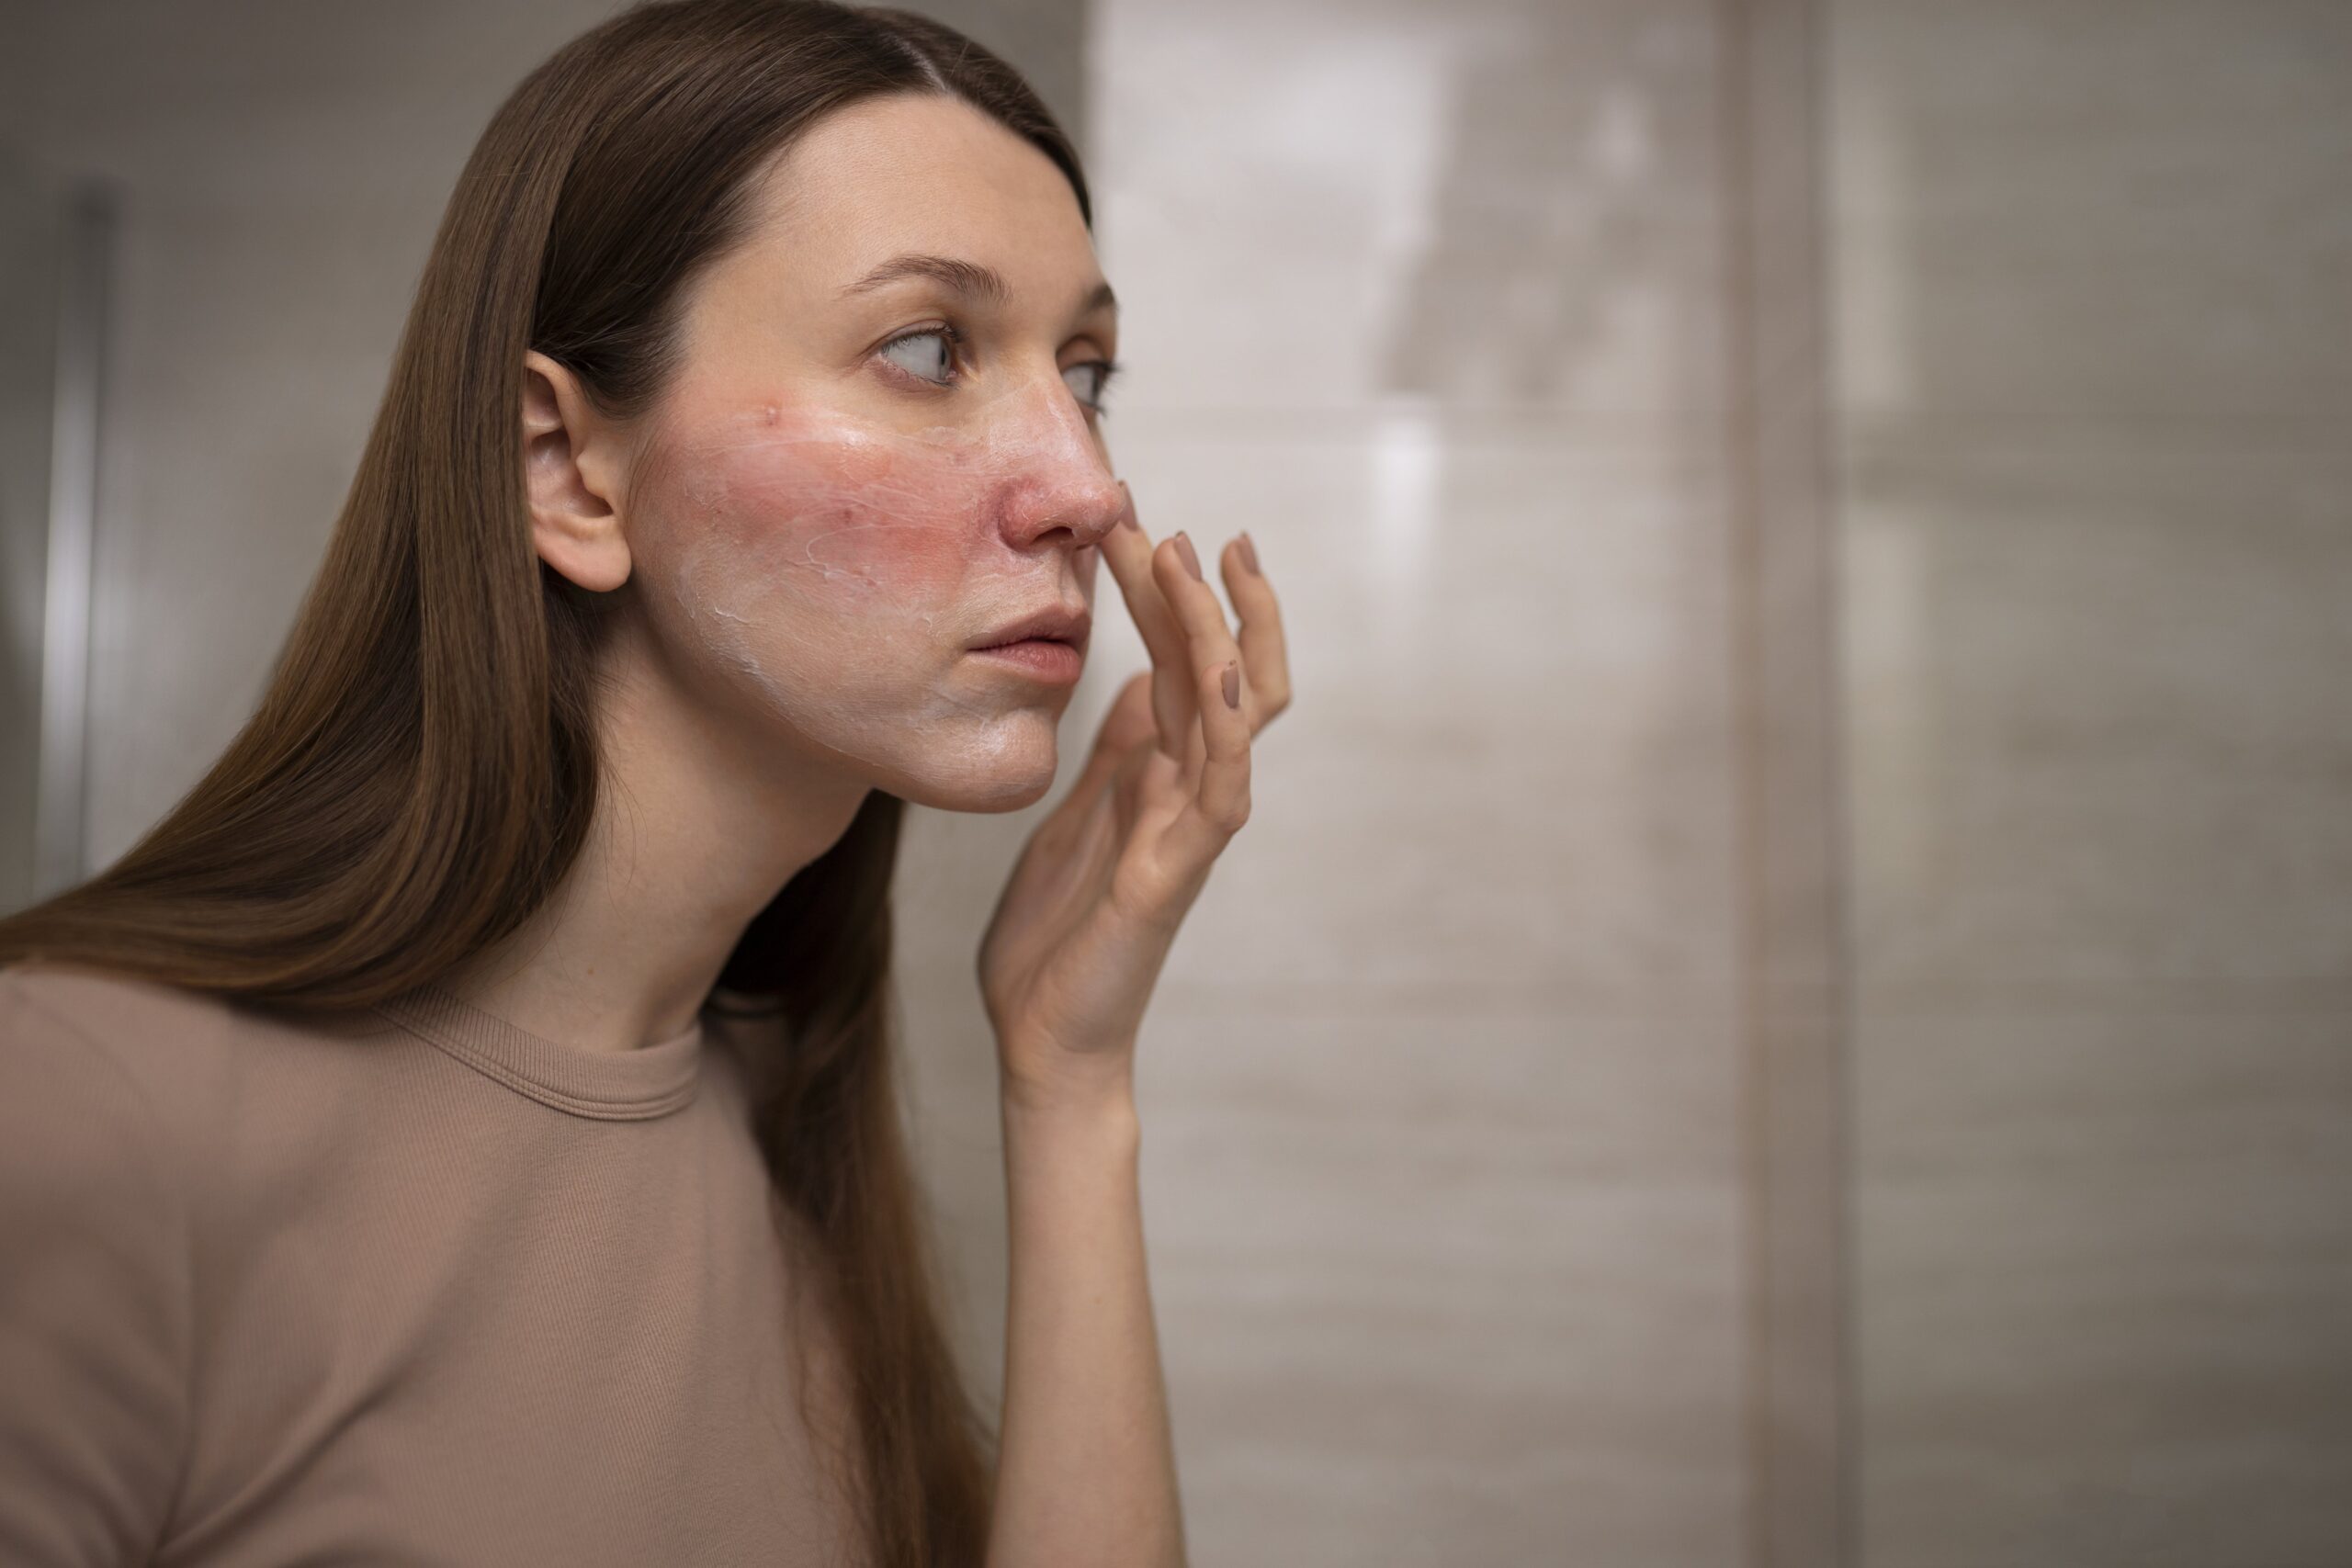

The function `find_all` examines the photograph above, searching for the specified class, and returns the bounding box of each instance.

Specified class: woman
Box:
[0,1,1290,1563]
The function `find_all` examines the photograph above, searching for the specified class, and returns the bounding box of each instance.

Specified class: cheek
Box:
[684,418,978,610]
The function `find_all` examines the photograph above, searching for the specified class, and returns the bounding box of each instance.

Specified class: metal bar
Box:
[32,182,112,898]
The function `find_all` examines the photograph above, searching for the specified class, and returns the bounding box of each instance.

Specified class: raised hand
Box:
[976,479,1291,1109]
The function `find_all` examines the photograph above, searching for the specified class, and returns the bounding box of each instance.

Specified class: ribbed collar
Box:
[371,982,704,1121]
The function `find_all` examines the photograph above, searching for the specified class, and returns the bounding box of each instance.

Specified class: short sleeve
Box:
[0,974,191,1564]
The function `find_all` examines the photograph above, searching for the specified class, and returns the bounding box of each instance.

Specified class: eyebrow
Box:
[839,252,1117,319]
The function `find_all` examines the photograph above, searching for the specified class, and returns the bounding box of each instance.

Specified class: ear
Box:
[522,350,632,592]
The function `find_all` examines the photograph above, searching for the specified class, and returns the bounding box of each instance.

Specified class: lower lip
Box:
[969,638,1084,683]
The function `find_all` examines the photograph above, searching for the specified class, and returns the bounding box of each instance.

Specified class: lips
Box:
[968,604,1091,652]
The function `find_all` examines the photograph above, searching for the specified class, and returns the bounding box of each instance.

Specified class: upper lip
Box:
[969,604,1091,650]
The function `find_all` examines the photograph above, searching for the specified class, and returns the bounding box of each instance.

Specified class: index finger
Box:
[1096,480,1198,759]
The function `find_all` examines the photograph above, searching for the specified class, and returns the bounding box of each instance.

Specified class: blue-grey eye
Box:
[879,327,957,385]
[1064,359,1121,413]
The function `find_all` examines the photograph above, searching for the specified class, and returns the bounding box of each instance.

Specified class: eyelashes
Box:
[1069,358,1123,413]
[877,322,963,385]
[876,323,1121,417]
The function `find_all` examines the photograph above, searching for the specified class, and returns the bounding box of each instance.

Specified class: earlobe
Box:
[521,350,632,592]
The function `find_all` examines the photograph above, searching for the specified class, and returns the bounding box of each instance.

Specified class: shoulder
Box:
[1,957,243,1038]
[0,961,417,1177]
[0,964,209,1300]
[0,961,247,1129]
[0,953,215,1158]
[0,964,254,1224]
[0,964,198,1558]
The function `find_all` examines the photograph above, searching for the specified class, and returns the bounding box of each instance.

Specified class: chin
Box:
[883,716,1065,814]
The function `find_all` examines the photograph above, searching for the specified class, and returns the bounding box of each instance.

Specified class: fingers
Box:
[1095,482,1196,759]
[1218,533,1292,726]
[1148,526,1252,860]
[1148,527,1248,726]
[1165,655,1251,865]
[1092,479,1271,873]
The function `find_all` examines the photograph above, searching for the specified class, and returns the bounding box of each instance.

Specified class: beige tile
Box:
[1138,1009,1745,1568]
[1096,425,1741,1005]
[1854,1010,2352,1568]
[1726,13,1853,1554]
[1833,12,2352,1565]
[1827,0,2352,432]
[1839,442,2352,994]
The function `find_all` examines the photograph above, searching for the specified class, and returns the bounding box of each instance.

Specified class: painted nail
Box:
[1221,660,1241,709]
[1174,532,1203,581]
[1238,531,1261,575]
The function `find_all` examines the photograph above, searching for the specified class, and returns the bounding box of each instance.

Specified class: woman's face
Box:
[615,91,1125,812]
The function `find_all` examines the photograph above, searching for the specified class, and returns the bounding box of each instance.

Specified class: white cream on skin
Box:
[626,364,1124,811]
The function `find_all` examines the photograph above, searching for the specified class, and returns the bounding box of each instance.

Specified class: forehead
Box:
[737,91,1096,294]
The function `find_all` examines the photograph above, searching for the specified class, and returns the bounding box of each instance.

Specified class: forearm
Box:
[985,1073,1186,1568]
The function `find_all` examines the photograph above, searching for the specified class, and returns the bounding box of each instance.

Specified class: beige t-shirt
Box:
[0,960,863,1566]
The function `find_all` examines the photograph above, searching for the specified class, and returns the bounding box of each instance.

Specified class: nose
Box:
[992,369,1125,553]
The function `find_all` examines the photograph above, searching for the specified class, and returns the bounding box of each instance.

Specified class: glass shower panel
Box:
[1827,6,2352,1566]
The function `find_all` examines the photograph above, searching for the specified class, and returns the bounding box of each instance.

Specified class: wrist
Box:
[998,1036,1139,1122]
[1001,1063,1141,1150]
[1001,1095,1142,1201]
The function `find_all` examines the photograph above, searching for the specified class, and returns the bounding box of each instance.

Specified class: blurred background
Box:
[3,1,2348,1563]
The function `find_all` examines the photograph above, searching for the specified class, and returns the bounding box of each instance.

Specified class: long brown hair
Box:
[0,2,1095,1561]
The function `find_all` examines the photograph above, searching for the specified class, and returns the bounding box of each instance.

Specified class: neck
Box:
[440,611,868,1054]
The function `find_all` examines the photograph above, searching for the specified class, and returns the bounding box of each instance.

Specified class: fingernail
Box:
[1115,480,1139,532]
[1174,532,1202,581]
[1221,660,1241,709]
[1238,531,1261,575]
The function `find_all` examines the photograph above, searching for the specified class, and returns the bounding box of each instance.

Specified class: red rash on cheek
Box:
[685,407,987,598]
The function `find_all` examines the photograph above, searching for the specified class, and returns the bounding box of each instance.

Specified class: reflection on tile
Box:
[1138,1010,1744,1568]
[1093,0,1729,418]
[1855,1010,2352,1568]
[1840,443,2352,992]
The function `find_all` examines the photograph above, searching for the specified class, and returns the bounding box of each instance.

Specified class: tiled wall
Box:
[1829,5,2352,1565]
